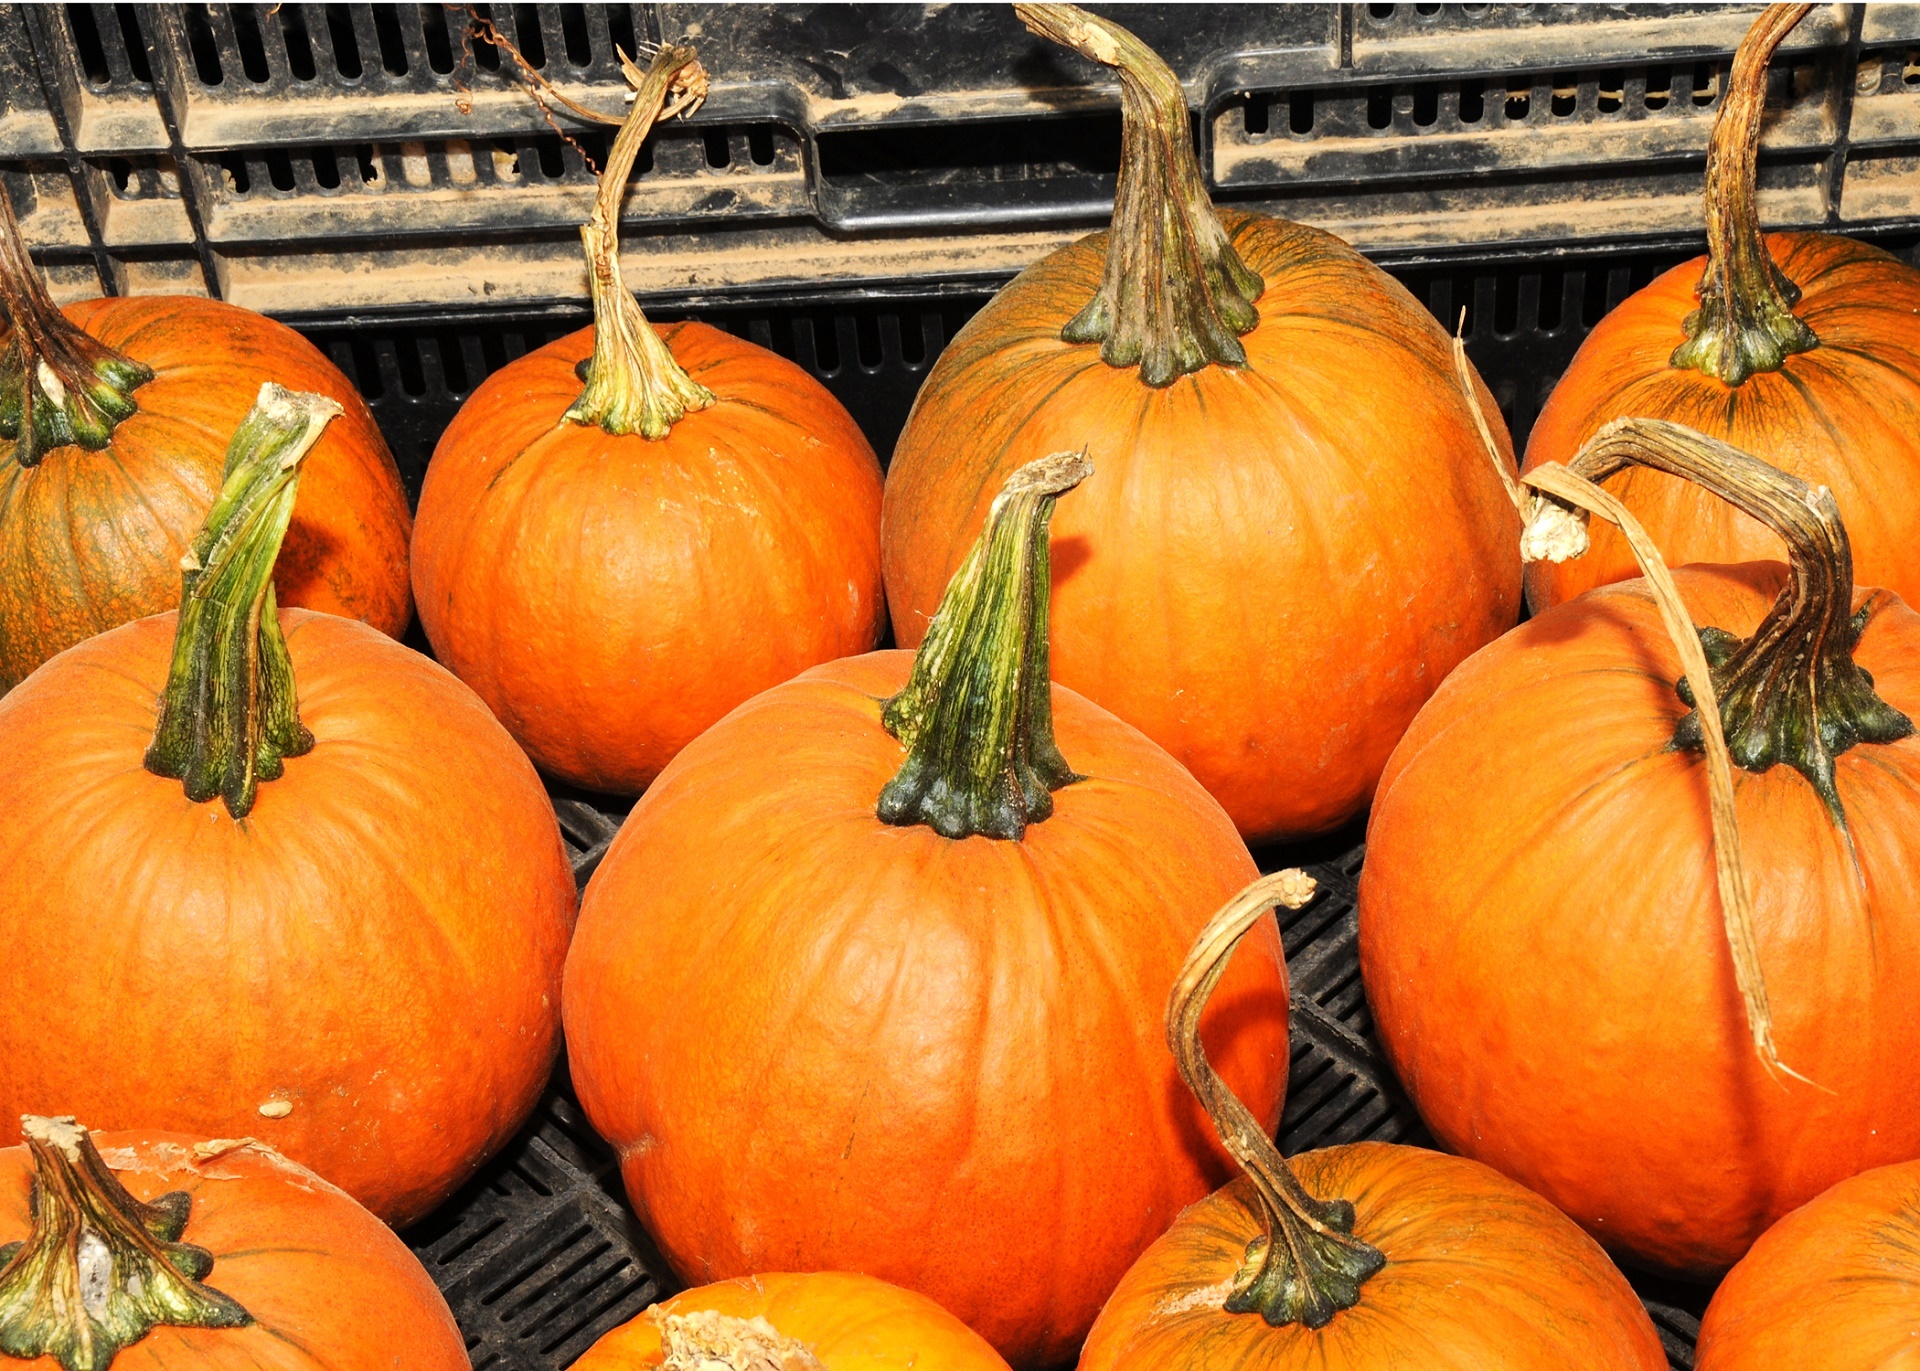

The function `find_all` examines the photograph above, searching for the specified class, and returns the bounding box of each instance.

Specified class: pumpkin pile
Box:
[2,3,1917,1369]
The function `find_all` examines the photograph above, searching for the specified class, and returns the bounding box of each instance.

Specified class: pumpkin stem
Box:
[879,451,1090,840]
[1669,3,1819,385]
[1015,3,1262,387]
[144,383,340,820]
[0,1116,251,1371]
[1562,417,1912,825]
[1169,872,1384,1327]
[649,1309,827,1371]
[0,182,152,468]
[564,45,714,440]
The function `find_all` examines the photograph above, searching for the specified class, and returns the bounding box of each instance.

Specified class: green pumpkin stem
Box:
[144,383,340,819]
[0,1116,251,1371]
[0,182,152,468]
[565,45,714,440]
[1563,417,1912,824]
[1015,3,1262,388]
[1669,3,1819,385]
[1170,872,1385,1328]
[879,451,1090,840]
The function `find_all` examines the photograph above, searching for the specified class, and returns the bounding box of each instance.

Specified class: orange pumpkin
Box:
[1525,3,1920,612]
[880,3,1520,843]
[0,1117,467,1370]
[1695,1158,1920,1369]
[1360,419,1920,1275]
[0,192,410,690]
[0,386,575,1227]
[1078,873,1666,1371]
[564,453,1287,1367]
[574,1272,1011,1371]
[412,46,883,795]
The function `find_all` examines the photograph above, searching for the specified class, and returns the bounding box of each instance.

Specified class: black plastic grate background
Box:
[294,227,1920,503]
[357,235,1920,1368]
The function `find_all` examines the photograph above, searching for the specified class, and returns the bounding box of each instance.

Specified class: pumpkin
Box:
[1077,872,1667,1371]
[879,3,1521,843]
[573,1272,1012,1371]
[0,192,411,691]
[1359,418,1920,1275]
[1695,1158,1920,1369]
[0,1116,467,1371]
[0,385,576,1227]
[563,452,1288,1367]
[1525,3,1920,612]
[411,45,884,795]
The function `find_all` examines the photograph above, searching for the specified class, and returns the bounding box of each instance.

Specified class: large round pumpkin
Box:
[1360,421,1920,1275]
[0,196,411,690]
[1079,873,1665,1371]
[412,46,883,795]
[0,386,575,1227]
[1695,1159,1920,1369]
[881,4,1520,843]
[0,1118,468,1370]
[1525,4,1920,611]
[564,454,1288,1367]
[574,1272,1012,1371]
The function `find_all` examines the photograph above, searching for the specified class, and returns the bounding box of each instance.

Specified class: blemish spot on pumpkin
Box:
[258,1098,293,1119]
[651,1309,826,1371]
[1151,1276,1238,1318]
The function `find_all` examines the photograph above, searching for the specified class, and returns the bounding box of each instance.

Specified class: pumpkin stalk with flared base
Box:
[565,48,713,439]
[878,451,1087,839]
[0,192,152,467]
[1166,874,1384,1330]
[1668,4,1818,385]
[1014,4,1260,384]
[1547,418,1913,821]
[143,384,339,818]
[0,1116,249,1371]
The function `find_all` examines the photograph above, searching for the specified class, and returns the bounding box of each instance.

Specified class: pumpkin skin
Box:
[1525,234,1920,611]
[0,296,413,689]
[574,1272,1012,1371]
[0,608,577,1227]
[882,211,1523,843]
[0,1130,468,1371]
[412,319,885,794]
[1696,1158,1920,1370]
[563,650,1288,1368]
[1079,1142,1666,1371]
[1358,562,1920,1275]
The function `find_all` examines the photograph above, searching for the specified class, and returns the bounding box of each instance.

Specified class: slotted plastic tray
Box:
[4,4,1918,309]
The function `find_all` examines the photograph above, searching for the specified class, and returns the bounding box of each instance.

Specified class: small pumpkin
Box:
[573,1272,1012,1371]
[411,45,884,795]
[0,1116,467,1371]
[564,453,1287,1367]
[0,190,411,690]
[1525,3,1920,611]
[0,385,575,1227]
[1695,1158,1920,1369]
[1360,418,1920,1275]
[1077,872,1667,1371]
[880,3,1520,843]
